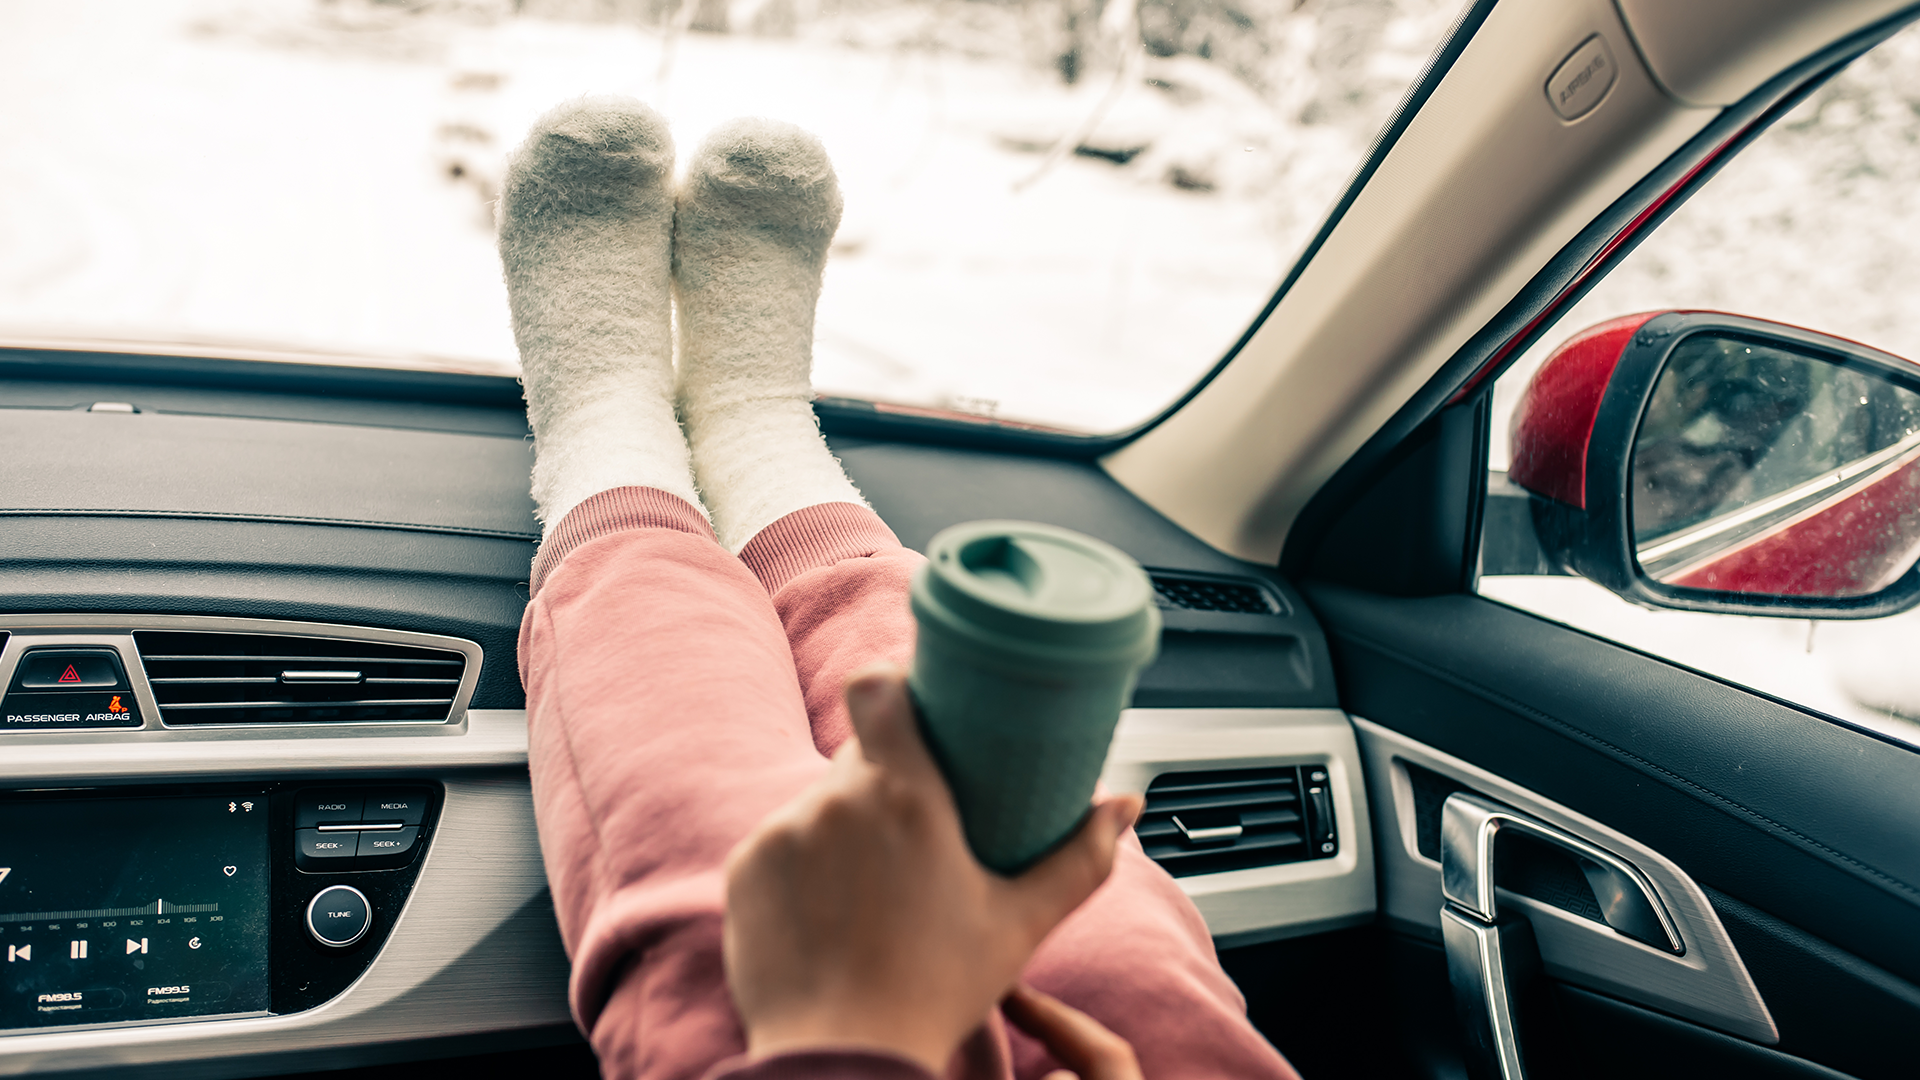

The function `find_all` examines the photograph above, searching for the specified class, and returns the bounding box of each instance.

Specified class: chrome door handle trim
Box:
[1440,791,1687,1080]
[1442,791,1683,954]
[1441,905,1536,1080]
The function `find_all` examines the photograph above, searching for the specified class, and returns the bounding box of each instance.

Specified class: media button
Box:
[294,790,364,829]
[305,886,371,948]
[295,830,357,871]
[355,826,421,869]
[360,789,428,826]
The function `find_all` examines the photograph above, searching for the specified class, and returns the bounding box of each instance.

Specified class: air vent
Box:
[1136,765,1336,878]
[134,631,467,725]
[1148,574,1284,615]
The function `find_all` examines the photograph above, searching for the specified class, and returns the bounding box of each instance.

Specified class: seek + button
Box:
[14,649,127,691]
[356,826,421,869]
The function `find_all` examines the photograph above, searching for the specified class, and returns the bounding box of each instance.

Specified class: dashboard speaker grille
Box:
[1136,765,1332,877]
[134,631,466,725]
[1148,574,1284,615]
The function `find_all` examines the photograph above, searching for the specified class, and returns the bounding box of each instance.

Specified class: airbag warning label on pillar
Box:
[1546,35,1617,122]
[2,692,141,729]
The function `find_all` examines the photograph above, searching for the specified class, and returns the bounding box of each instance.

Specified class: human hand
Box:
[1003,983,1143,1080]
[721,664,1144,1075]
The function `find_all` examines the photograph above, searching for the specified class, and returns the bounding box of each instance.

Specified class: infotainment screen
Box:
[0,791,271,1031]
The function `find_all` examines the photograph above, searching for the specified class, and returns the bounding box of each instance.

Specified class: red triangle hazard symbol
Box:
[58,664,82,684]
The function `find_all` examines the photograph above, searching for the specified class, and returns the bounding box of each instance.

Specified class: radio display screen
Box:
[0,792,271,1031]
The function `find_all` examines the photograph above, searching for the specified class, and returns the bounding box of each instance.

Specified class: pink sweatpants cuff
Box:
[531,487,714,597]
[738,501,900,594]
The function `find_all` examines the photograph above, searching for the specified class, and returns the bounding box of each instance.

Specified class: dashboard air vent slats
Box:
[1136,765,1335,877]
[134,631,466,725]
[1148,574,1284,615]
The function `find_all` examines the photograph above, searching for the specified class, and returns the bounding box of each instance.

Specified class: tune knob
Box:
[305,885,372,948]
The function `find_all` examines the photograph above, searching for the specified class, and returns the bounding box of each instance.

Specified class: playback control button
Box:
[306,885,372,948]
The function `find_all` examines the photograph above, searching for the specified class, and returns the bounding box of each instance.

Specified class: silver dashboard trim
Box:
[0,614,483,737]
[1355,717,1777,1043]
[1102,707,1375,944]
[0,710,528,784]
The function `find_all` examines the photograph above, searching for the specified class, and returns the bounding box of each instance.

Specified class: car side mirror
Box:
[1508,311,1920,619]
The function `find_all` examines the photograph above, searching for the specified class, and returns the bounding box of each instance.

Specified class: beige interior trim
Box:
[1616,0,1916,106]
[1101,0,1908,564]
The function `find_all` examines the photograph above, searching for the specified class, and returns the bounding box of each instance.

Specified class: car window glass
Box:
[1481,23,1920,746]
[0,0,1464,433]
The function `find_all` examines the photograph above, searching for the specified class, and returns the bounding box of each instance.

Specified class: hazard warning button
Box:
[13,649,128,691]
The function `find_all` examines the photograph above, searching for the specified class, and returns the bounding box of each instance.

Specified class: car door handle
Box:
[1439,792,1683,1080]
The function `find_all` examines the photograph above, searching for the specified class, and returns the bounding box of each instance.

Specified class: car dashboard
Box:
[0,347,1373,1078]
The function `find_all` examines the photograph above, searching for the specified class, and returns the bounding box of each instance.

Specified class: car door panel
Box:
[1305,581,1920,1079]
[1356,719,1774,1042]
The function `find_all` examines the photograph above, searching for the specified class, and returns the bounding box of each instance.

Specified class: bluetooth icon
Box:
[228,802,237,813]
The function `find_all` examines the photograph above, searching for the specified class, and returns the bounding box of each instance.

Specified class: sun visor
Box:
[1615,0,1916,106]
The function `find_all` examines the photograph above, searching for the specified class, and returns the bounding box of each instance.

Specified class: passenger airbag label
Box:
[2,691,141,729]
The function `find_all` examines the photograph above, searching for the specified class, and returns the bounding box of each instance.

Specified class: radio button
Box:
[294,791,364,829]
[355,826,421,869]
[361,789,428,826]
[306,885,371,948]
[295,829,358,871]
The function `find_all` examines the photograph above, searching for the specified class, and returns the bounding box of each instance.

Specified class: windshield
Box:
[1,0,1462,432]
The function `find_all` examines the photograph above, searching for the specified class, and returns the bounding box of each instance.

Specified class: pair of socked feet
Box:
[502,96,863,547]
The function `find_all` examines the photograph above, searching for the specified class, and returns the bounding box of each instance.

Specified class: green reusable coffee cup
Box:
[908,520,1161,874]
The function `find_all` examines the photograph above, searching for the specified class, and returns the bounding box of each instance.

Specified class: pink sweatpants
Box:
[517,488,1300,1080]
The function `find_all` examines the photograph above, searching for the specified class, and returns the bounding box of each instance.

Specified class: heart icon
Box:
[223,866,237,877]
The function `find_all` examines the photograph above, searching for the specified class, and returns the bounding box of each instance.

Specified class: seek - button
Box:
[295,830,358,871]
[14,649,127,691]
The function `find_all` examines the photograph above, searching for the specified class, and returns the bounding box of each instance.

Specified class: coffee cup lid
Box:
[914,520,1159,658]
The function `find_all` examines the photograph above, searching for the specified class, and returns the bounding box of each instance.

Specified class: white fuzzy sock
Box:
[498,96,703,531]
[673,117,867,553]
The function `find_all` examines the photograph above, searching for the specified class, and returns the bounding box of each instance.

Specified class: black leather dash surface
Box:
[1302,582,1920,986]
[1,407,539,539]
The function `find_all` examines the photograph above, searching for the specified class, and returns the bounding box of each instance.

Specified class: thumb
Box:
[842,665,941,783]
[1007,793,1142,938]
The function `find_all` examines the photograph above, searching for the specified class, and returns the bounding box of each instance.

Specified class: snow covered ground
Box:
[0,0,1457,431]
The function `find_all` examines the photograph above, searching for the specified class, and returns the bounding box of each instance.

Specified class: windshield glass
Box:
[1,0,1462,432]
